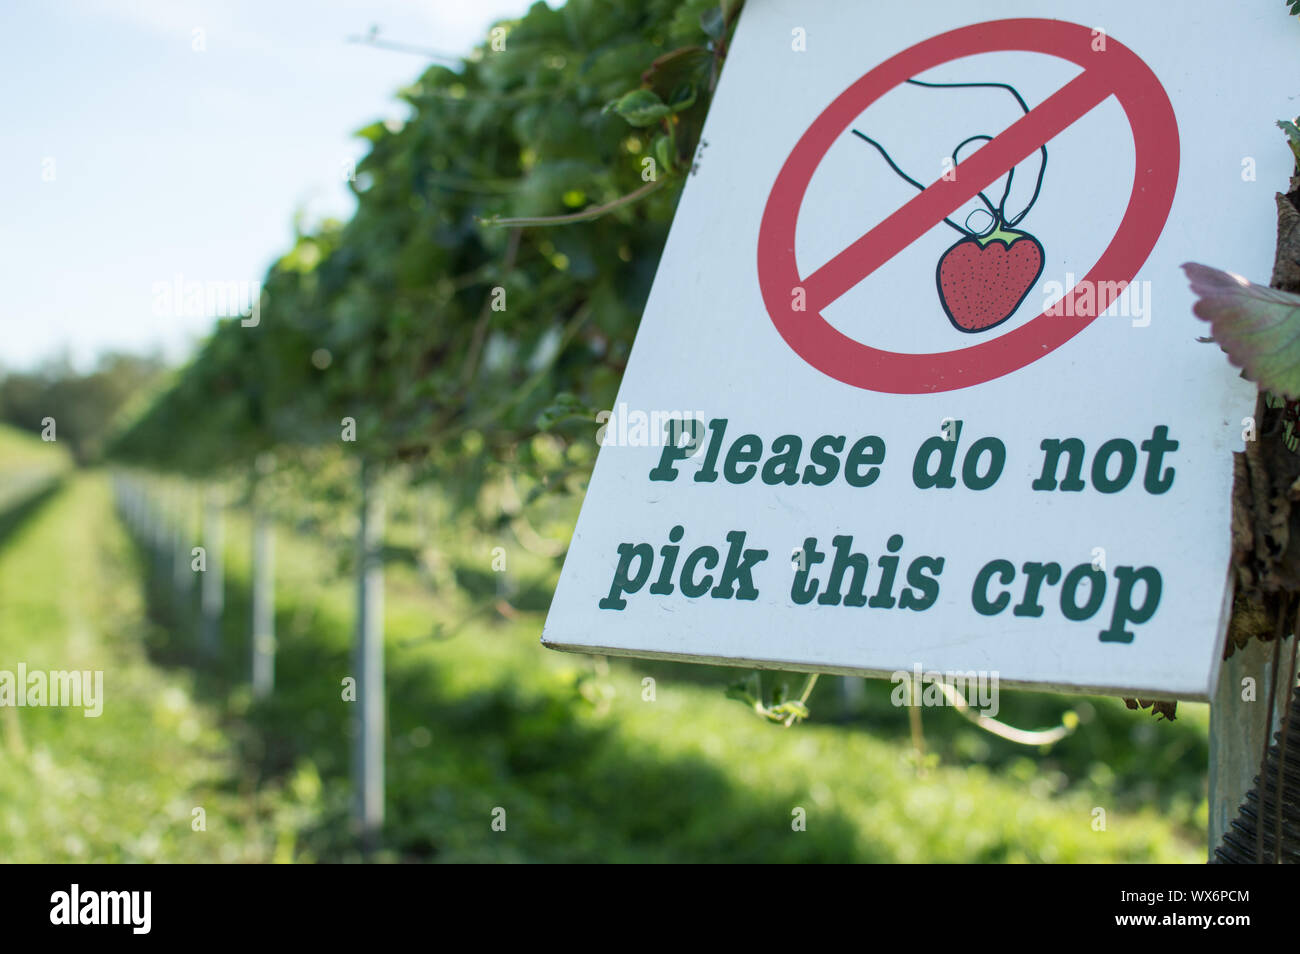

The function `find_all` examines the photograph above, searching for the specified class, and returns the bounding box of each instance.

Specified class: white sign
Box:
[542,0,1297,700]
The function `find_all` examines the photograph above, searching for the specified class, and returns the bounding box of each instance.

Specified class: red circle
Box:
[756,18,1179,393]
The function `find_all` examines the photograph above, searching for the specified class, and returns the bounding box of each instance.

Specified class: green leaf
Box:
[666,82,697,113]
[353,121,388,143]
[653,134,675,175]
[1279,118,1300,164]
[640,46,712,101]
[535,392,589,431]
[1184,262,1300,398]
[602,88,672,127]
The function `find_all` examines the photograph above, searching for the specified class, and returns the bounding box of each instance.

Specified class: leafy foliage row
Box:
[110,0,741,503]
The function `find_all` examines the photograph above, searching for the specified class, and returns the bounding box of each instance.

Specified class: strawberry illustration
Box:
[936,223,1044,333]
[852,76,1050,336]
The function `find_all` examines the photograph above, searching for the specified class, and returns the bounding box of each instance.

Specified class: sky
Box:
[0,0,542,372]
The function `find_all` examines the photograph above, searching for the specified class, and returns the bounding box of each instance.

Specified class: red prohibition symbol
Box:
[756,18,1180,394]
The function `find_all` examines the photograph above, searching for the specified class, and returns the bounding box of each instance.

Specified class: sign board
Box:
[542,0,1297,700]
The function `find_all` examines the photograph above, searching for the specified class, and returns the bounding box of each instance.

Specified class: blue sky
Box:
[0,0,540,372]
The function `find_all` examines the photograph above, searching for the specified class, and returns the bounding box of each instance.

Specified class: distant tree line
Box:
[0,354,168,465]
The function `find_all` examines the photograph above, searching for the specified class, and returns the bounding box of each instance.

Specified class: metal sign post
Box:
[354,460,385,851]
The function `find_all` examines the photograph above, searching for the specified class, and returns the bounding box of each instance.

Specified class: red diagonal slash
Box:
[756,18,1180,394]
[803,66,1114,312]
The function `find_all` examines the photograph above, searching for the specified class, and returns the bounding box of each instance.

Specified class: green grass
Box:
[0,423,70,514]
[0,422,66,469]
[0,475,301,862]
[0,470,1208,862]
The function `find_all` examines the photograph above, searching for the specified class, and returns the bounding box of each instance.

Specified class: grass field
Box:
[0,423,68,517]
[0,473,299,861]
[0,454,1209,861]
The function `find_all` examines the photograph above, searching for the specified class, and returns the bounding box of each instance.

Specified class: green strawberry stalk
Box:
[975,220,1027,247]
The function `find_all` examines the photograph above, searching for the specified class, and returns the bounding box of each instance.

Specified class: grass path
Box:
[0,474,297,862]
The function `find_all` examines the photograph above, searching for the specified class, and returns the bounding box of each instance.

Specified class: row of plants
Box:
[109,0,740,508]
